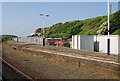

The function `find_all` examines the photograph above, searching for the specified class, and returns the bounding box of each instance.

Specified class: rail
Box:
[25,48,120,66]
[0,57,34,81]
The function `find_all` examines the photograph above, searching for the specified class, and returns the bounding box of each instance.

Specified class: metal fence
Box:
[13,37,43,45]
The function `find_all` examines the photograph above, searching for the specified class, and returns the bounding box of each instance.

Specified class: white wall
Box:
[94,36,107,53]
[80,35,94,51]
[13,37,43,44]
[119,35,120,54]
[94,35,119,54]
[72,35,120,55]
[110,35,119,54]
[72,35,78,49]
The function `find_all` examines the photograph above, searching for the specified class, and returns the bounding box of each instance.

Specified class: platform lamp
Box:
[40,14,49,47]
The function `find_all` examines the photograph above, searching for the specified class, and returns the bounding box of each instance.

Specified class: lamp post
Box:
[107,0,110,55]
[40,14,49,47]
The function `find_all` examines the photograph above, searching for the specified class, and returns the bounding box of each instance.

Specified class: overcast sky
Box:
[1,1,119,37]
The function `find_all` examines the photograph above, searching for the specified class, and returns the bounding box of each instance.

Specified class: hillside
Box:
[35,11,120,38]
[0,35,17,41]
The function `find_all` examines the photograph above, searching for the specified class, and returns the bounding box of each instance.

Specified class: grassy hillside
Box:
[35,11,120,38]
[0,35,17,41]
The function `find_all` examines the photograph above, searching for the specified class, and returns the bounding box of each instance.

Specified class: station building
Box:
[72,35,120,55]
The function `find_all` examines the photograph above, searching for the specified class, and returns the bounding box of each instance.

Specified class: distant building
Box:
[29,32,43,36]
[30,33,35,36]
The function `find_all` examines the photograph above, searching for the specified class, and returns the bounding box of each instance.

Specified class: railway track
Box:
[0,57,34,81]
[26,48,120,66]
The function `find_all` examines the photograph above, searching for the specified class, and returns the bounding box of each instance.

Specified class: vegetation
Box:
[0,35,17,41]
[35,11,120,38]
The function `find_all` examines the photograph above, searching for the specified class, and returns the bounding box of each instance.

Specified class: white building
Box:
[72,35,120,55]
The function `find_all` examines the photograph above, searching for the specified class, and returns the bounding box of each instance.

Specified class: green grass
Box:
[111,28,120,35]
[33,11,120,38]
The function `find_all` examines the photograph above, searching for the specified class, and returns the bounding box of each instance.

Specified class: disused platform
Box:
[10,42,120,69]
[11,41,119,62]
[3,41,120,79]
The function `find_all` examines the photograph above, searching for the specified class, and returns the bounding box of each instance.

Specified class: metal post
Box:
[17,37,18,42]
[43,38,45,47]
[43,15,45,38]
[40,14,49,47]
[107,0,110,55]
